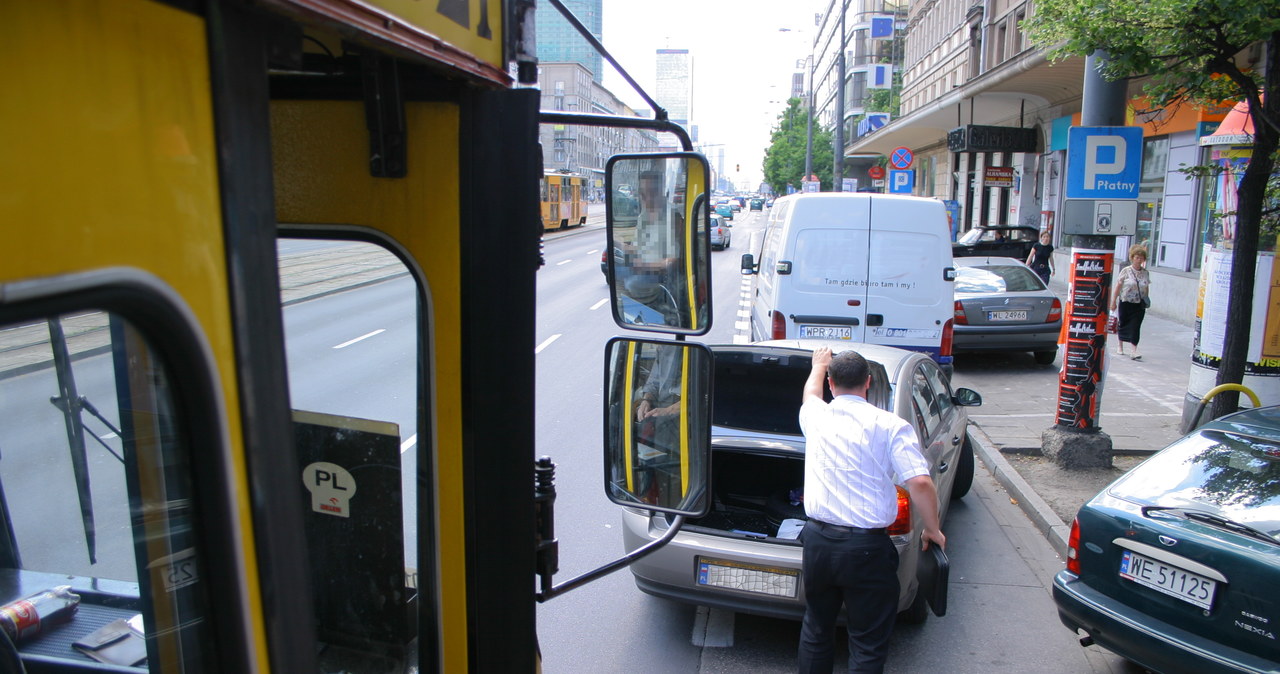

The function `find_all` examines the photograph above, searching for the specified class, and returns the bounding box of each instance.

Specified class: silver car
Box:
[620,341,981,622]
[709,213,731,250]
[952,256,1062,364]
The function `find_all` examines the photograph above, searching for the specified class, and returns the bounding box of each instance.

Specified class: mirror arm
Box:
[536,514,687,603]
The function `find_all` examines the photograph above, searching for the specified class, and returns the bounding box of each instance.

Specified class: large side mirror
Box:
[740,253,755,274]
[605,153,711,335]
[603,338,711,516]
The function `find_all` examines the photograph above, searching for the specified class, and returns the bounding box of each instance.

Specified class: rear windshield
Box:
[1109,429,1280,538]
[711,349,891,434]
[955,265,1045,293]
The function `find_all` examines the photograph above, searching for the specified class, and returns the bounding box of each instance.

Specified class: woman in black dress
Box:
[1025,231,1054,285]
[1109,245,1151,360]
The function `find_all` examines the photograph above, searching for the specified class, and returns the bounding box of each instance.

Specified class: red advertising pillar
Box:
[1055,249,1114,428]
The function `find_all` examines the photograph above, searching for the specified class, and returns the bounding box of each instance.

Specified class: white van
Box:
[741,192,957,373]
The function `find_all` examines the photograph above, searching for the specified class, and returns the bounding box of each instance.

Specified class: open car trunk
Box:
[683,345,891,541]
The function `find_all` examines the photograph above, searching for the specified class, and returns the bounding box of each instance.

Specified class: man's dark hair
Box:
[827,350,870,390]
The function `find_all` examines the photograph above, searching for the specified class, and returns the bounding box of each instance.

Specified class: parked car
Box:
[952,225,1039,260]
[1053,405,1280,674]
[710,212,732,250]
[621,341,982,622]
[715,203,734,220]
[952,257,1062,364]
[750,198,765,211]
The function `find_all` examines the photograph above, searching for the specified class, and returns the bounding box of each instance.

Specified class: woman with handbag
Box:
[1110,245,1151,360]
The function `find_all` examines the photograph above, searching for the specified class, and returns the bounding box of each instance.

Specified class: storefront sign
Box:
[983,167,1014,188]
[947,125,1037,153]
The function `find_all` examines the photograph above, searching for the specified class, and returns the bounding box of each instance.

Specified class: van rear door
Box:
[863,198,952,356]
[780,197,872,342]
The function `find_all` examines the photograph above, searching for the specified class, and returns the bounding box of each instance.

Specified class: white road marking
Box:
[100,432,119,440]
[1109,372,1184,413]
[588,249,600,255]
[556,259,573,266]
[401,434,417,454]
[692,606,735,647]
[535,334,562,353]
[333,329,385,349]
[590,298,609,310]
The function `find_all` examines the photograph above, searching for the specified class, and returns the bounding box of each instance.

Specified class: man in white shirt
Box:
[797,346,945,674]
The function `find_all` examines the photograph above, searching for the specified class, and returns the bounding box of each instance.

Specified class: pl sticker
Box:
[302,461,357,518]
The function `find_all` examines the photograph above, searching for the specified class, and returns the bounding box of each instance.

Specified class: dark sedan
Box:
[952,225,1039,259]
[952,257,1061,364]
[1053,406,1280,674]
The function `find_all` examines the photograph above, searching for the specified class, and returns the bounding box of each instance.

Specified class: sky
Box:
[598,0,823,190]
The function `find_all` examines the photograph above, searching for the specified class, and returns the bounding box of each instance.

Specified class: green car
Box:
[749,198,764,211]
[1053,405,1280,673]
[714,203,734,220]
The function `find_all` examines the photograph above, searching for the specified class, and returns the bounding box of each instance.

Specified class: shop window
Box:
[1136,136,1170,258]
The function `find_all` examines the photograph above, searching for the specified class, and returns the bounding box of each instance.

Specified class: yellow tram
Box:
[540,170,589,230]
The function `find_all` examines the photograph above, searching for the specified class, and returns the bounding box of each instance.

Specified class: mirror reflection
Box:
[606,154,711,334]
[604,338,711,516]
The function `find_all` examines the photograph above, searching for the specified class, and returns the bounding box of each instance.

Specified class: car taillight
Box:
[952,301,967,326]
[1047,298,1062,323]
[771,310,786,340]
[887,486,911,536]
[940,318,954,357]
[1066,517,1081,575]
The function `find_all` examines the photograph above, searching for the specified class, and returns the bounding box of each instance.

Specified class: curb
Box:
[968,422,1071,557]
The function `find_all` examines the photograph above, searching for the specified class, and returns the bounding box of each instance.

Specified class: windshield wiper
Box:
[1142,506,1279,546]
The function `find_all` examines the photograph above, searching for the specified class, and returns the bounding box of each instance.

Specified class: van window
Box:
[867,230,949,306]
[793,229,868,292]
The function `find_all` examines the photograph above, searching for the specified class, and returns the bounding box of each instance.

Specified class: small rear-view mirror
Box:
[953,387,982,407]
[603,337,711,516]
[605,153,711,335]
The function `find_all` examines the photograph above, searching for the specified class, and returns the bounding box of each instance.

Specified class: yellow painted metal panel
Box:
[270,100,467,672]
[0,0,268,669]
[367,0,503,68]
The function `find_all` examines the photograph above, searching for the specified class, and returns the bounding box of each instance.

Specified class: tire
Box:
[950,432,975,500]
[897,587,930,625]
[1033,350,1056,365]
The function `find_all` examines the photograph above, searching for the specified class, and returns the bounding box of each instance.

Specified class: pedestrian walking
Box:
[797,347,945,674]
[1110,245,1151,360]
[1026,231,1055,285]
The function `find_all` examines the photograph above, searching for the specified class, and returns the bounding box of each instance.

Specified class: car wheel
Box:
[1033,350,1056,365]
[950,431,975,500]
[897,588,930,625]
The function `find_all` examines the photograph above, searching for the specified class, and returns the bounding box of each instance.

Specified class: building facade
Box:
[538,62,659,199]
[535,0,604,83]
[655,49,693,130]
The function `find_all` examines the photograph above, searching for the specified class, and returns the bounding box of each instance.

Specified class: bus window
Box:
[278,236,420,670]
[0,311,222,670]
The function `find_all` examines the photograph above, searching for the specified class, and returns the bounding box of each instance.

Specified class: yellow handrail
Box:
[1187,384,1262,430]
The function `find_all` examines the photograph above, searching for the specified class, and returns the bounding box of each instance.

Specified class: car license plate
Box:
[798,325,851,340]
[1119,550,1216,609]
[987,310,1027,322]
[697,557,799,598]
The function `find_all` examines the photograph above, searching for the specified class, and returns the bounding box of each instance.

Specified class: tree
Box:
[1026,1,1280,420]
[762,98,833,193]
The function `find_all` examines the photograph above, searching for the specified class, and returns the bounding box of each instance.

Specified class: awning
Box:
[1199,99,1254,146]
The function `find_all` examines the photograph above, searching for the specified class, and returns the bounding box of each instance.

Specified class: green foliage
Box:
[762,98,834,193]
[1024,0,1279,110]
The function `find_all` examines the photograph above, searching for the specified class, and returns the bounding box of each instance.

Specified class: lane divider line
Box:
[536,334,562,353]
[333,329,385,349]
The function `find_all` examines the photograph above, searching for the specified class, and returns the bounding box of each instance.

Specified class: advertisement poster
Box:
[1056,249,1113,428]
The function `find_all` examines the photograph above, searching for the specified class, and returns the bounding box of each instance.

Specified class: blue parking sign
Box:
[1066,127,1143,199]
[888,170,914,194]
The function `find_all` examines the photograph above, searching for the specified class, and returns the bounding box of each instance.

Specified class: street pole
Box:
[1042,49,1126,469]
[804,55,814,182]
[833,2,846,191]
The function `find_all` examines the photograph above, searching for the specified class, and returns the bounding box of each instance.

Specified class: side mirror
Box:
[953,387,982,407]
[740,253,756,274]
[944,267,957,282]
[603,338,711,517]
[605,153,712,335]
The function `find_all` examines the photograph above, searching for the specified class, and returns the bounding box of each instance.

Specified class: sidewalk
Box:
[961,271,1197,555]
